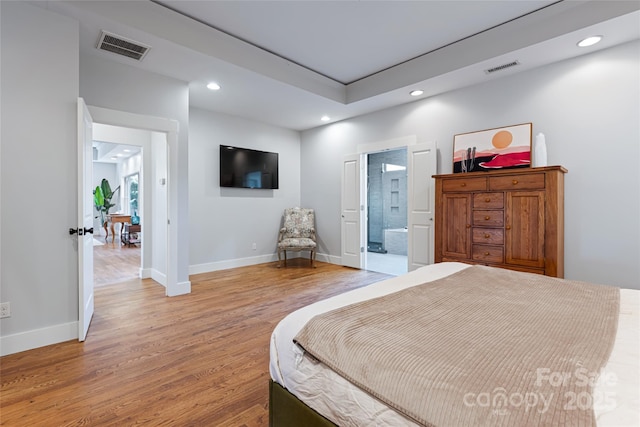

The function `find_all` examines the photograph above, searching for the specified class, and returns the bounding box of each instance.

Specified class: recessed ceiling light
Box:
[123,149,131,152]
[207,82,221,90]
[321,115,330,122]
[410,90,424,97]
[577,36,602,47]
[110,156,118,160]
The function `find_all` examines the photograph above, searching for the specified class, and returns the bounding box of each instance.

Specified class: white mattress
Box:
[269,262,640,427]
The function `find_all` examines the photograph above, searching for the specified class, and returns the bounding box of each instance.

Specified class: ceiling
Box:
[93,140,141,164]
[44,1,640,131]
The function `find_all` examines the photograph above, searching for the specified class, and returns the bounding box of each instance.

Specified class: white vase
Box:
[533,132,547,167]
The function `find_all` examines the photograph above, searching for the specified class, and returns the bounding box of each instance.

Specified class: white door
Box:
[77,98,94,341]
[341,153,362,268]
[407,142,437,271]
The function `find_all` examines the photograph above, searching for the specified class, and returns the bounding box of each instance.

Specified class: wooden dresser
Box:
[434,166,567,277]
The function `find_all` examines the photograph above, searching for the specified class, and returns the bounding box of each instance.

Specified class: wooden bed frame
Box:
[269,380,337,427]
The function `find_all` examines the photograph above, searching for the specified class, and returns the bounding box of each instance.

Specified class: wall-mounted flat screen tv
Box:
[219,145,279,189]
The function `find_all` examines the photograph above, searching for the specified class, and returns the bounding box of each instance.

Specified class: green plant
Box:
[94,179,120,225]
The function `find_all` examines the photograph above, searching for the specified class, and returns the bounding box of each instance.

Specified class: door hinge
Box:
[361,205,364,211]
[361,247,364,253]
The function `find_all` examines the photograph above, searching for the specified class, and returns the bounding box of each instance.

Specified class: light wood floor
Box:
[0,258,391,426]
[93,235,141,287]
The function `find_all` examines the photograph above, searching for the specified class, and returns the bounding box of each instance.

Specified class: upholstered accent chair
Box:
[277,207,317,268]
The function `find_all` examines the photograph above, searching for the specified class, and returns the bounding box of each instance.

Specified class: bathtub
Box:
[384,228,407,255]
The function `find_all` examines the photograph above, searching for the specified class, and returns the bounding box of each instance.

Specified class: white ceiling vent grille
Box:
[97,31,150,61]
[484,60,520,75]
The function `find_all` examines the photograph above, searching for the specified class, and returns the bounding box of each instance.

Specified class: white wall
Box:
[301,40,640,290]
[79,54,190,289]
[0,1,79,353]
[188,108,301,272]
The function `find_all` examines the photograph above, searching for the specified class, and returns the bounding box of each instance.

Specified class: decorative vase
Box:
[533,132,547,167]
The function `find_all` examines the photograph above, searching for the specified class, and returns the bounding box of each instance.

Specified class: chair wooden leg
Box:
[312,250,317,268]
[277,249,282,268]
[283,250,287,267]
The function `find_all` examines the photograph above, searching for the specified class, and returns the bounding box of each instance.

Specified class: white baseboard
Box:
[150,269,167,287]
[141,268,187,296]
[189,253,279,275]
[0,321,77,356]
[316,253,342,265]
[188,252,342,275]
[168,280,191,297]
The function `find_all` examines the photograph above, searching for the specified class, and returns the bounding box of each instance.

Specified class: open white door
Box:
[407,142,437,271]
[341,153,362,268]
[77,98,94,341]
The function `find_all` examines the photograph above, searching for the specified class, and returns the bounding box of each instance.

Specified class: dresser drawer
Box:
[473,245,504,263]
[472,228,504,245]
[472,210,504,227]
[489,173,544,190]
[473,192,504,209]
[442,177,487,192]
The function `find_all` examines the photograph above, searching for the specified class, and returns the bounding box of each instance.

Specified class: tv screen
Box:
[219,145,279,189]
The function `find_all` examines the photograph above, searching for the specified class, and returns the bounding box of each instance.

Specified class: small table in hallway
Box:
[105,214,131,243]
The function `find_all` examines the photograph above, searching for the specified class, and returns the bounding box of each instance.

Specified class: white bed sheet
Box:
[269,262,640,427]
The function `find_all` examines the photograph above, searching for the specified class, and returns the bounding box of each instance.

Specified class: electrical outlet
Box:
[252,242,257,250]
[0,302,10,319]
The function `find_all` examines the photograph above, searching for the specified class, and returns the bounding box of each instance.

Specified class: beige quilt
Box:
[294,265,620,427]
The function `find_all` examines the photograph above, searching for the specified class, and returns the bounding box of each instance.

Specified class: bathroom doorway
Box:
[366,147,408,276]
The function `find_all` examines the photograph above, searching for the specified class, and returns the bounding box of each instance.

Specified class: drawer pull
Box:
[484,234,490,238]
[461,182,467,187]
[485,198,491,202]
[506,225,511,230]
[512,180,518,185]
[485,216,491,220]
[466,224,471,229]
[485,252,490,256]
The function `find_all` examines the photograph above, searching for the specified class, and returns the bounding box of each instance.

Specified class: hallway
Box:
[93,236,141,287]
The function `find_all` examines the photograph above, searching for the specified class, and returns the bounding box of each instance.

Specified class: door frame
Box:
[344,136,437,271]
[77,98,94,341]
[85,105,181,297]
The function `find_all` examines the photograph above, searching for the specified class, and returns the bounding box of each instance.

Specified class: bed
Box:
[269,262,639,426]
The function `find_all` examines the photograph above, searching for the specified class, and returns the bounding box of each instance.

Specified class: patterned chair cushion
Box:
[278,237,316,249]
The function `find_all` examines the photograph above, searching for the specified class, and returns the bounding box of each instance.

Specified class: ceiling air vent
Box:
[484,60,520,75]
[97,31,150,61]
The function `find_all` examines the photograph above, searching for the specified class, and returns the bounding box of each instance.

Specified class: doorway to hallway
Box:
[92,125,146,287]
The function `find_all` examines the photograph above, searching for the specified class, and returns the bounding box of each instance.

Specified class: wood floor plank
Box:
[0,258,391,425]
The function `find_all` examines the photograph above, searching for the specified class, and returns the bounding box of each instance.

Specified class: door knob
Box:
[70,227,93,235]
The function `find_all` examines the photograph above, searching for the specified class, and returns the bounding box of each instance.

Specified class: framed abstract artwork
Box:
[453,123,532,173]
